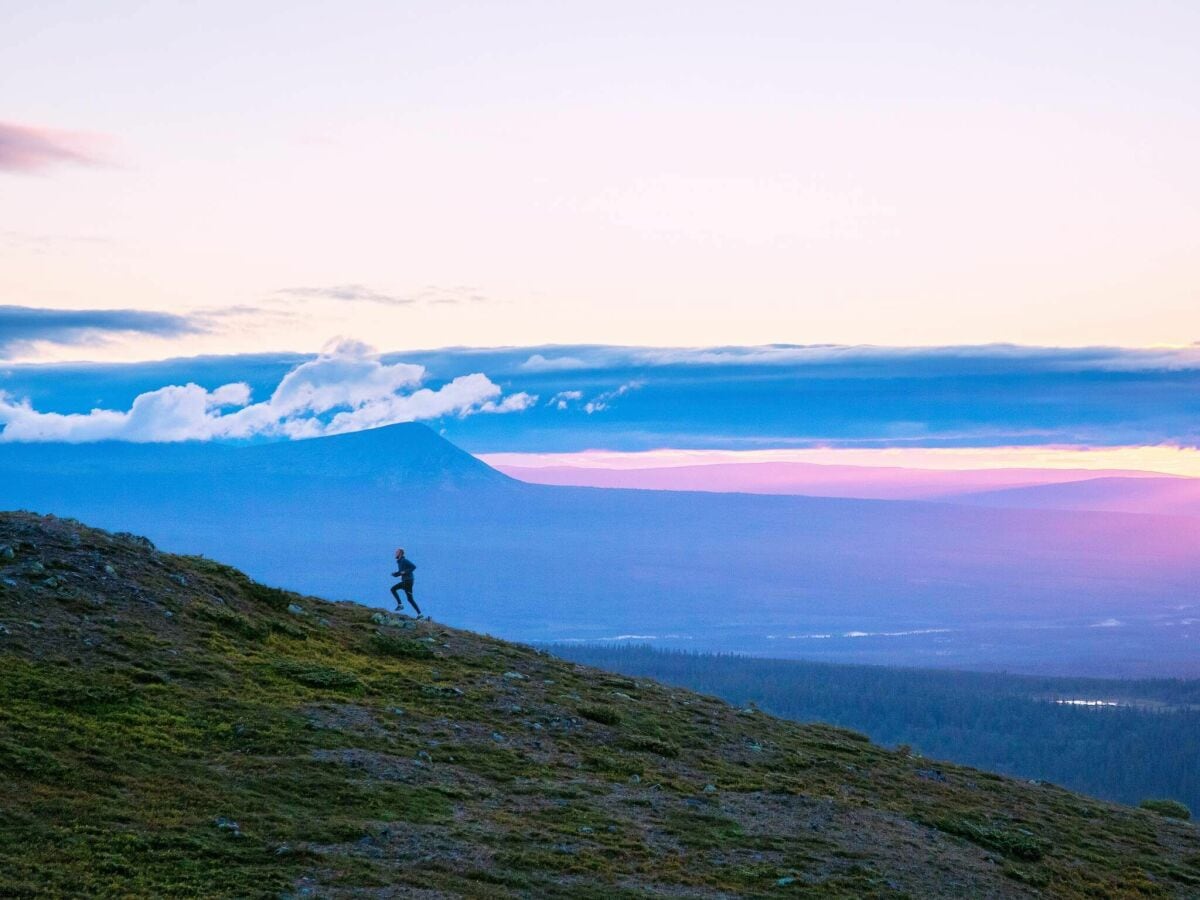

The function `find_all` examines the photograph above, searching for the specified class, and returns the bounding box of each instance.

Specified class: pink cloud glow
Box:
[0,121,108,173]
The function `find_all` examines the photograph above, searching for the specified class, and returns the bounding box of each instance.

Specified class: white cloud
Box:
[547,390,583,410]
[0,341,532,443]
[584,381,643,414]
[519,354,587,372]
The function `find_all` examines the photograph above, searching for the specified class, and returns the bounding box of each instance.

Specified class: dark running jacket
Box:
[392,557,416,581]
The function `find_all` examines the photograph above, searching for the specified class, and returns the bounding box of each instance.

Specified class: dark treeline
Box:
[554,644,1200,814]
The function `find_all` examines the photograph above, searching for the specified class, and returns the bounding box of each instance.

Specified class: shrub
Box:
[578,704,622,726]
[273,660,361,691]
[618,734,680,758]
[1139,799,1191,821]
[370,633,434,659]
[929,817,1046,861]
[194,604,268,641]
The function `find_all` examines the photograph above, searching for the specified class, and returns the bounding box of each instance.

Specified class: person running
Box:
[390,548,423,618]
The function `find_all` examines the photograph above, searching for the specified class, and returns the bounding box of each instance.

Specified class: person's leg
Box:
[390,582,404,607]
[404,582,422,616]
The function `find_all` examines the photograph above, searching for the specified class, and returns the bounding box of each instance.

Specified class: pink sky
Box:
[481,445,1200,478]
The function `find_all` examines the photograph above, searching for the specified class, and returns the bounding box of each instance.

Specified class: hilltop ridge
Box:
[1,511,1198,897]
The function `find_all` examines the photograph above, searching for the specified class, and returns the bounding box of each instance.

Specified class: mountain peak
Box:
[2,511,1197,897]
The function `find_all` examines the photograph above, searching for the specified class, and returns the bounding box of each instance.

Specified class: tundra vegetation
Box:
[1,511,1198,898]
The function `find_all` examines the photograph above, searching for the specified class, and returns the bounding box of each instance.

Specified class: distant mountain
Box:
[0,422,509,488]
[3,425,1200,676]
[496,461,1169,500]
[3,512,1197,897]
[953,476,1200,518]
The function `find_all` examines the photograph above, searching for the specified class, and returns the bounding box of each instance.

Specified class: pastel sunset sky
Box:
[5,1,1200,362]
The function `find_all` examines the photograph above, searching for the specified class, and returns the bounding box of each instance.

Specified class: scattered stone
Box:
[415,750,433,765]
[3,579,16,588]
[0,624,9,635]
[491,731,505,743]
[287,603,306,616]
[388,707,405,716]
[611,691,635,701]
[29,562,45,575]
[703,784,717,794]
[578,826,594,834]
[42,576,60,589]
[103,564,117,576]
[629,774,641,784]
[737,707,757,717]
[776,876,796,886]
[0,545,14,560]
[214,817,242,836]
[502,671,527,680]
[170,574,189,587]
[917,769,947,783]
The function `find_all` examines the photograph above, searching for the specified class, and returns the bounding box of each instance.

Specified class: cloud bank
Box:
[0,121,108,173]
[0,340,534,443]
[0,305,200,357]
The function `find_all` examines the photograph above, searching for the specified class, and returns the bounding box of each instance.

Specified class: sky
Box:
[4,0,1200,362]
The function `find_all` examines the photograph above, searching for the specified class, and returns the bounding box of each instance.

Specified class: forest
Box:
[555,644,1200,814]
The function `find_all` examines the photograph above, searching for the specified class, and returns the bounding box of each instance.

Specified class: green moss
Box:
[270,660,362,691]
[618,734,680,758]
[927,816,1046,861]
[578,704,622,726]
[1140,798,1191,821]
[369,632,435,659]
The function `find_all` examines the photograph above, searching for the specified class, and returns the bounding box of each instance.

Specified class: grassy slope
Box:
[0,512,1197,899]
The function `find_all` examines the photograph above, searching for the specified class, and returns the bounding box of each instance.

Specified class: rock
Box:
[29,561,45,575]
[214,817,241,836]
[703,784,717,794]
[170,574,188,587]
[629,774,641,784]
[777,876,796,886]
[103,564,117,576]
[0,624,10,635]
[578,826,594,834]
[287,603,306,616]
[370,612,406,627]
[42,576,60,589]
[415,750,433,765]
[491,731,505,743]
[3,579,17,587]
[0,545,14,560]
[503,671,527,680]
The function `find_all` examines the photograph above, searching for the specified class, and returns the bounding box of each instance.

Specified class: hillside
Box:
[1,513,1199,898]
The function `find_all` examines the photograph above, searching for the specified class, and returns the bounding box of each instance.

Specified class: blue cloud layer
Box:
[0,305,200,356]
[4,343,1200,450]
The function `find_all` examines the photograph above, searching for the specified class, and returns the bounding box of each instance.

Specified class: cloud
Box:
[0,340,532,443]
[0,305,201,357]
[276,284,414,306]
[0,122,109,173]
[519,354,588,372]
[274,283,489,307]
[584,382,642,414]
[548,390,583,410]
